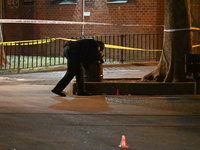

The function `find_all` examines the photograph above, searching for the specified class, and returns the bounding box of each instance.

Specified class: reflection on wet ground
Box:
[50,96,113,113]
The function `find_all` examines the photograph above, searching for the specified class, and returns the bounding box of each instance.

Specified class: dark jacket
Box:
[64,39,104,64]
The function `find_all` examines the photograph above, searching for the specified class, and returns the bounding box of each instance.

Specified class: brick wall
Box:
[4,0,34,41]
[4,0,164,41]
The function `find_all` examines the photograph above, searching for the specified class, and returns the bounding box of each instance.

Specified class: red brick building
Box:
[3,0,165,41]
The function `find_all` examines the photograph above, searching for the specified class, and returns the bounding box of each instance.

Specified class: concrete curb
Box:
[73,82,195,95]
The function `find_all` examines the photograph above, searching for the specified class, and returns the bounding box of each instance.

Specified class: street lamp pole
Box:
[82,0,85,37]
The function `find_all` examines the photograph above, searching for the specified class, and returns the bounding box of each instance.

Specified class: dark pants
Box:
[53,46,86,92]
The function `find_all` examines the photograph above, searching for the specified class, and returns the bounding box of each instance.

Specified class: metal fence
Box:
[192,31,200,54]
[0,34,164,73]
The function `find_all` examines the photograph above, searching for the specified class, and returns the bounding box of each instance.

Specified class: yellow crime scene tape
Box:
[0,18,199,51]
[0,37,163,51]
[104,44,162,51]
[0,26,200,50]
[0,37,199,51]
[95,26,200,50]
[0,38,76,46]
[191,27,200,31]
[0,39,52,46]
[0,19,199,50]
[190,27,200,48]
[58,38,162,51]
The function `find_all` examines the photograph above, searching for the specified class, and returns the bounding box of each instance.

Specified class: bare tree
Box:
[142,0,192,82]
[0,25,7,67]
[0,0,8,67]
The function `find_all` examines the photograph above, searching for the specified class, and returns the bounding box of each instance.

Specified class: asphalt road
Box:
[0,65,200,150]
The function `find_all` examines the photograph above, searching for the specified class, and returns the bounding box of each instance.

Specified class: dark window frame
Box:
[107,0,128,4]
[51,0,77,5]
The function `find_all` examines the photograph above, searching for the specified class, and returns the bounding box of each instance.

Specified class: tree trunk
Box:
[0,0,7,67]
[142,0,192,82]
[0,25,6,67]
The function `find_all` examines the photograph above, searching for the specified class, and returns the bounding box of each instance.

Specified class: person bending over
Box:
[52,39,104,97]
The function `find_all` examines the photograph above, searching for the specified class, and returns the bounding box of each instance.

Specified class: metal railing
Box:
[0,34,163,73]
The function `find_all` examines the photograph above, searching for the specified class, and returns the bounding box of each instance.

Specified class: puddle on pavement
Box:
[50,96,113,113]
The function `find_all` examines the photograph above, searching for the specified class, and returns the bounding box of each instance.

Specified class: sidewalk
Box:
[0,63,200,150]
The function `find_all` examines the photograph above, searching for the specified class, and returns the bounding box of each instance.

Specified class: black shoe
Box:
[76,91,91,96]
[51,89,66,97]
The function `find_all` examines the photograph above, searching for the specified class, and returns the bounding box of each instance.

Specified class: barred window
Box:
[51,0,77,5]
[85,0,95,7]
[191,0,200,27]
[23,0,34,5]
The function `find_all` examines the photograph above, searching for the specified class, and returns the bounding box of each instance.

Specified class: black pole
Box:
[120,34,124,63]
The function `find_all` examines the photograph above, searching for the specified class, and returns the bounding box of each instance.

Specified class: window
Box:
[107,0,128,4]
[191,0,200,27]
[23,0,34,5]
[51,0,77,5]
[85,0,94,7]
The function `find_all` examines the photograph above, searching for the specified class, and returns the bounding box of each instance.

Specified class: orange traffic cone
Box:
[118,135,129,148]
[116,89,120,95]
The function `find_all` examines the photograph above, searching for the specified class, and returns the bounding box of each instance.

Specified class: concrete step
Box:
[72,81,195,95]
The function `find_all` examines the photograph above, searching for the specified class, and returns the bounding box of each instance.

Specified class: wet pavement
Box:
[0,63,200,150]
